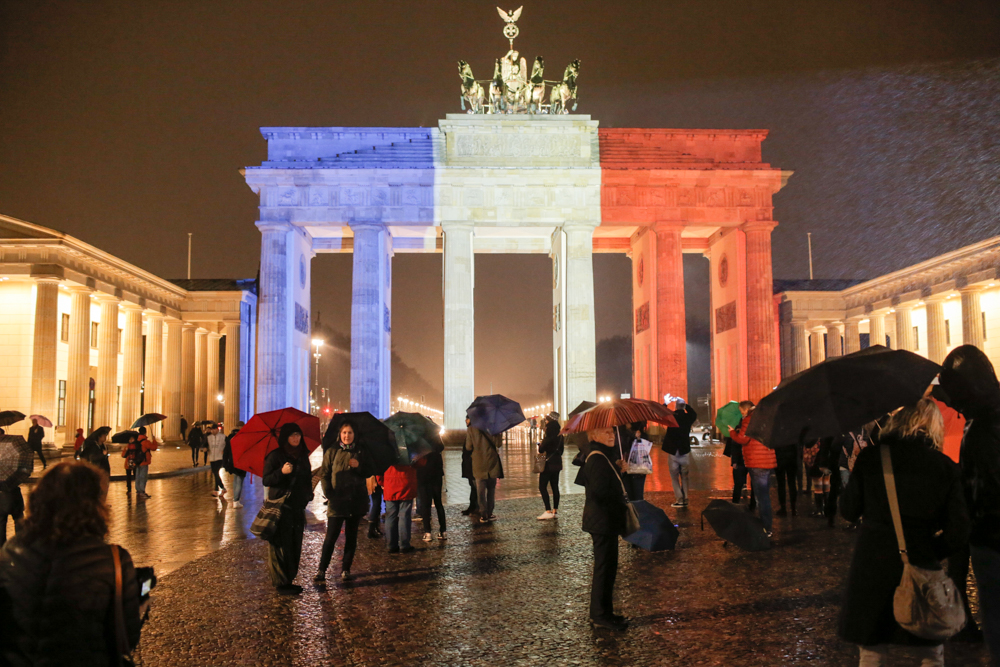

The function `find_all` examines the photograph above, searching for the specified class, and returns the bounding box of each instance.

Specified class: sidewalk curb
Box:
[28,465,211,484]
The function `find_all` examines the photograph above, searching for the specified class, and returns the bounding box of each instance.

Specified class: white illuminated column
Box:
[442,222,475,430]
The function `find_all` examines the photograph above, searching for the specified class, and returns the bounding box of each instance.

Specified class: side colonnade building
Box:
[0,215,256,446]
[776,235,1000,373]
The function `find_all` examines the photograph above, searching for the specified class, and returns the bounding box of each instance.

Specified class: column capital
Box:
[348,220,391,234]
[92,293,120,305]
[66,284,92,295]
[34,276,62,286]
[741,220,778,234]
[207,331,223,341]
[255,220,295,234]
[562,221,599,233]
[440,221,475,233]
[144,310,164,321]
[182,321,198,331]
[120,301,144,312]
[959,284,984,294]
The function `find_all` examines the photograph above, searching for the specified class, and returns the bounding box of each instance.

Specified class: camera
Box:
[136,567,157,601]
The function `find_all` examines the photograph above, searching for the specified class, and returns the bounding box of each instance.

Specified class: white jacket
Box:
[206,432,227,463]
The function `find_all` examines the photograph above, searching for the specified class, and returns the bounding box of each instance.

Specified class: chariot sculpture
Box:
[458,6,580,115]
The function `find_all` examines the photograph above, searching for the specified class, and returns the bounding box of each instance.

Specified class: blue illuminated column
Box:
[349,222,393,418]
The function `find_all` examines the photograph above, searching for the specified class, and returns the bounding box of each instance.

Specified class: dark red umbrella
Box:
[561,398,678,434]
[230,407,321,477]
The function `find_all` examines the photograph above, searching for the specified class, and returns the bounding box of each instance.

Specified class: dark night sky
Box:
[3,1,1000,407]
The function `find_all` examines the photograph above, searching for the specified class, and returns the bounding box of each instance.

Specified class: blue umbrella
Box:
[623,500,680,551]
[466,395,525,436]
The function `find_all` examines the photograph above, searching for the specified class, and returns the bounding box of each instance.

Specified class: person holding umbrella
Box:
[730,402,776,538]
[187,422,205,467]
[315,420,371,582]
[135,426,158,500]
[120,432,140,495]
[79,427,112,477]
[466,422,502,523]
[262,423,315,594]
[26,418,45,470]
[460,417,479,516]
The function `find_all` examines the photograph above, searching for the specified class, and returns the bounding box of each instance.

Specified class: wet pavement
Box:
[7,441,992,665]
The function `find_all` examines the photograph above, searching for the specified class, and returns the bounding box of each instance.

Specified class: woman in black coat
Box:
[537,415,564,519]
[838,399,970,665]
[316,420,371,582]
[0,461,143,666]
[262,423,315,594]
[79,427,112,477]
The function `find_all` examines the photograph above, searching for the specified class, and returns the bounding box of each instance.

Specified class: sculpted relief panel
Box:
[452,134,581,158]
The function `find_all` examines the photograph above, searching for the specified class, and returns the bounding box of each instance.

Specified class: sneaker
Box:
[219,489,226,497]
[413,516,423,522]
[437,532,447,541]
[276,584,303,595]
[590,616,628,631]
[341,570,351,581]
[537,511,555,520]
[211,491,219,498]
[461,508,474,516]
[233,501,243,509]
[313,571,326,583]
[400,545,415,554]
[670,501,685,508]
[488,514,498,521]
[422,532,432,542]
[479,516,490,524]
[766,530,774,538]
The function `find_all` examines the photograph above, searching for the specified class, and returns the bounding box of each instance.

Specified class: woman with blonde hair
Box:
[838,398,970,666]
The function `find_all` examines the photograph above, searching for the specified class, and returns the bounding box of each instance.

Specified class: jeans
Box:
[418,480,446,533]
[319,515,361,573]
[857,644,943,666]
[135,465,149,495]
[189,446,199,466]
[210,461,226,491]
[749,468,773,532]
[477,478,497,518]
[539,471,561,510]
[384,499,413,550]
[232,473,245,502]
[775,458,798,510]
[368,487,383,522]
[668,453,690,503]
[971,544,1000,662]
[590,532,619,620]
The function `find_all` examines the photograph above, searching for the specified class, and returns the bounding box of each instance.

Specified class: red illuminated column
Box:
[654,223,687,401]
[743,221,778,402]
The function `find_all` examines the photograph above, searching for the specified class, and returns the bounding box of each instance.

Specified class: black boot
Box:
[810,493,824,517]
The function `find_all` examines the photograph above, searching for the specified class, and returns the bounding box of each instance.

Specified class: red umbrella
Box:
[561,398,678,434]
[230,407,321,477]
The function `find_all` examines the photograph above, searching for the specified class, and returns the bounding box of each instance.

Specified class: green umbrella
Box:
[383,412,444,465]
[715,401,743,439]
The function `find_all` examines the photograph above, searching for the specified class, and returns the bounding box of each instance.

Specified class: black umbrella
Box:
[324,411,397,475]
[383,412,444,464]
[130,413,166,429]
[0,411,26,428]
[701,499,770,551]
[467,395,525,436]
[112,430,139,444]
[0,435,34,489]
[746,345,941,448]
[624,500,680,551]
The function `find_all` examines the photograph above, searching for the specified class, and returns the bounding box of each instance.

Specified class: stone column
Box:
[925,299,947,363]
[181,324,196,424]
[194,329,208,422]
[564,223,598,411]
[442,223,475,430]
[844,319,862,355]
[790,321,809,373]
[654,223,687,400]
[825,323,842,359]
[961,287,984,350]
[894,306,914,352]
[29,279,60,436]
[143,314,164,437]
[206,331,222,423]
[94,296,120,430]
[223,321,242,430]
[162,318,183,440]
[256,222,293,413]
[809,329,825,367]
[349,222,393,418]
[869,312,887,349]
[743,221,779,401]
[119,305,144,432]
[64,287,92,438]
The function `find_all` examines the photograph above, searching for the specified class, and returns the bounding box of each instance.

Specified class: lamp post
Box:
[311,338,324,415]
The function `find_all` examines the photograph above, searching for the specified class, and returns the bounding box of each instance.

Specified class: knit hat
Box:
[547,411,560,422]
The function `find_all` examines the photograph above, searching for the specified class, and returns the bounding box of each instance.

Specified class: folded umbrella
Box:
[0,435,34,490]
[230,407,321,478]
[130,413,167,429]
[467,395,525,436]
[28,415,53,428]
[701,499,770,551]
[383,412,445,464]
[0,411,26,428]
[715,401,742,439]
[111,430,139,444]
[624,500,680,552]
[746,345,941,448]
[324,411,397,475]
[561,398,678,434]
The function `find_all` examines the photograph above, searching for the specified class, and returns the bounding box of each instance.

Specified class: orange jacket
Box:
[377,464,417,501]
[137,435,159,467]
[730,412,776,469]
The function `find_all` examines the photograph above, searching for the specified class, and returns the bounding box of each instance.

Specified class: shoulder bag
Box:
[881,446,966,641]
[586,450,641,537]
[111,545,137,667]
[250,492,291,542]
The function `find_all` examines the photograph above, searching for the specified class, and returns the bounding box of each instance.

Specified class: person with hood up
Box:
[730,401,776,537]
[262,423,315,594]
[940,344,1000,660]
[662,400,698,508]
[316,420,370,582]
[187,422,205,467]
[838,398,969,666]
[27,418,46,470]
[79,427,112,477]
[466,422,502,523]
[575,427,630,631]
[537,412,564,520]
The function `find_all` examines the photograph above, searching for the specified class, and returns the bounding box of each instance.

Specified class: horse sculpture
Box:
[489,58,506,113]
[526,56,546,113]
[458,60,485,114]
[549,59,580,115]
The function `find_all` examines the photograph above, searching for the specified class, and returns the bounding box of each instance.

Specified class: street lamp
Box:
[311,338,324,414]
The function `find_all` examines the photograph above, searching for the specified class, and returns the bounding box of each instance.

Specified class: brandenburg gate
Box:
[244,9,789,428]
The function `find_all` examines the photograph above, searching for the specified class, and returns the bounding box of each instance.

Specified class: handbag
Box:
[626,439,654,475]
[250,492,290,542]
[111,545,137,667]
[881,446,966,641]
[586,450,641,537]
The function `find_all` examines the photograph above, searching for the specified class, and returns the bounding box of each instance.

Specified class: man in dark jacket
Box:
[662,401,697,508]
[940,345,1000,660]
[576,427,629,631]
[26,418,46,469]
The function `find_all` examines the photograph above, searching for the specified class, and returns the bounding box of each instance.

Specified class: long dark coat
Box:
[262,446,315,509]
[838,433,970,647]
[576,444,628,536]
[537,420,564,473]
[320,443,371,518]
